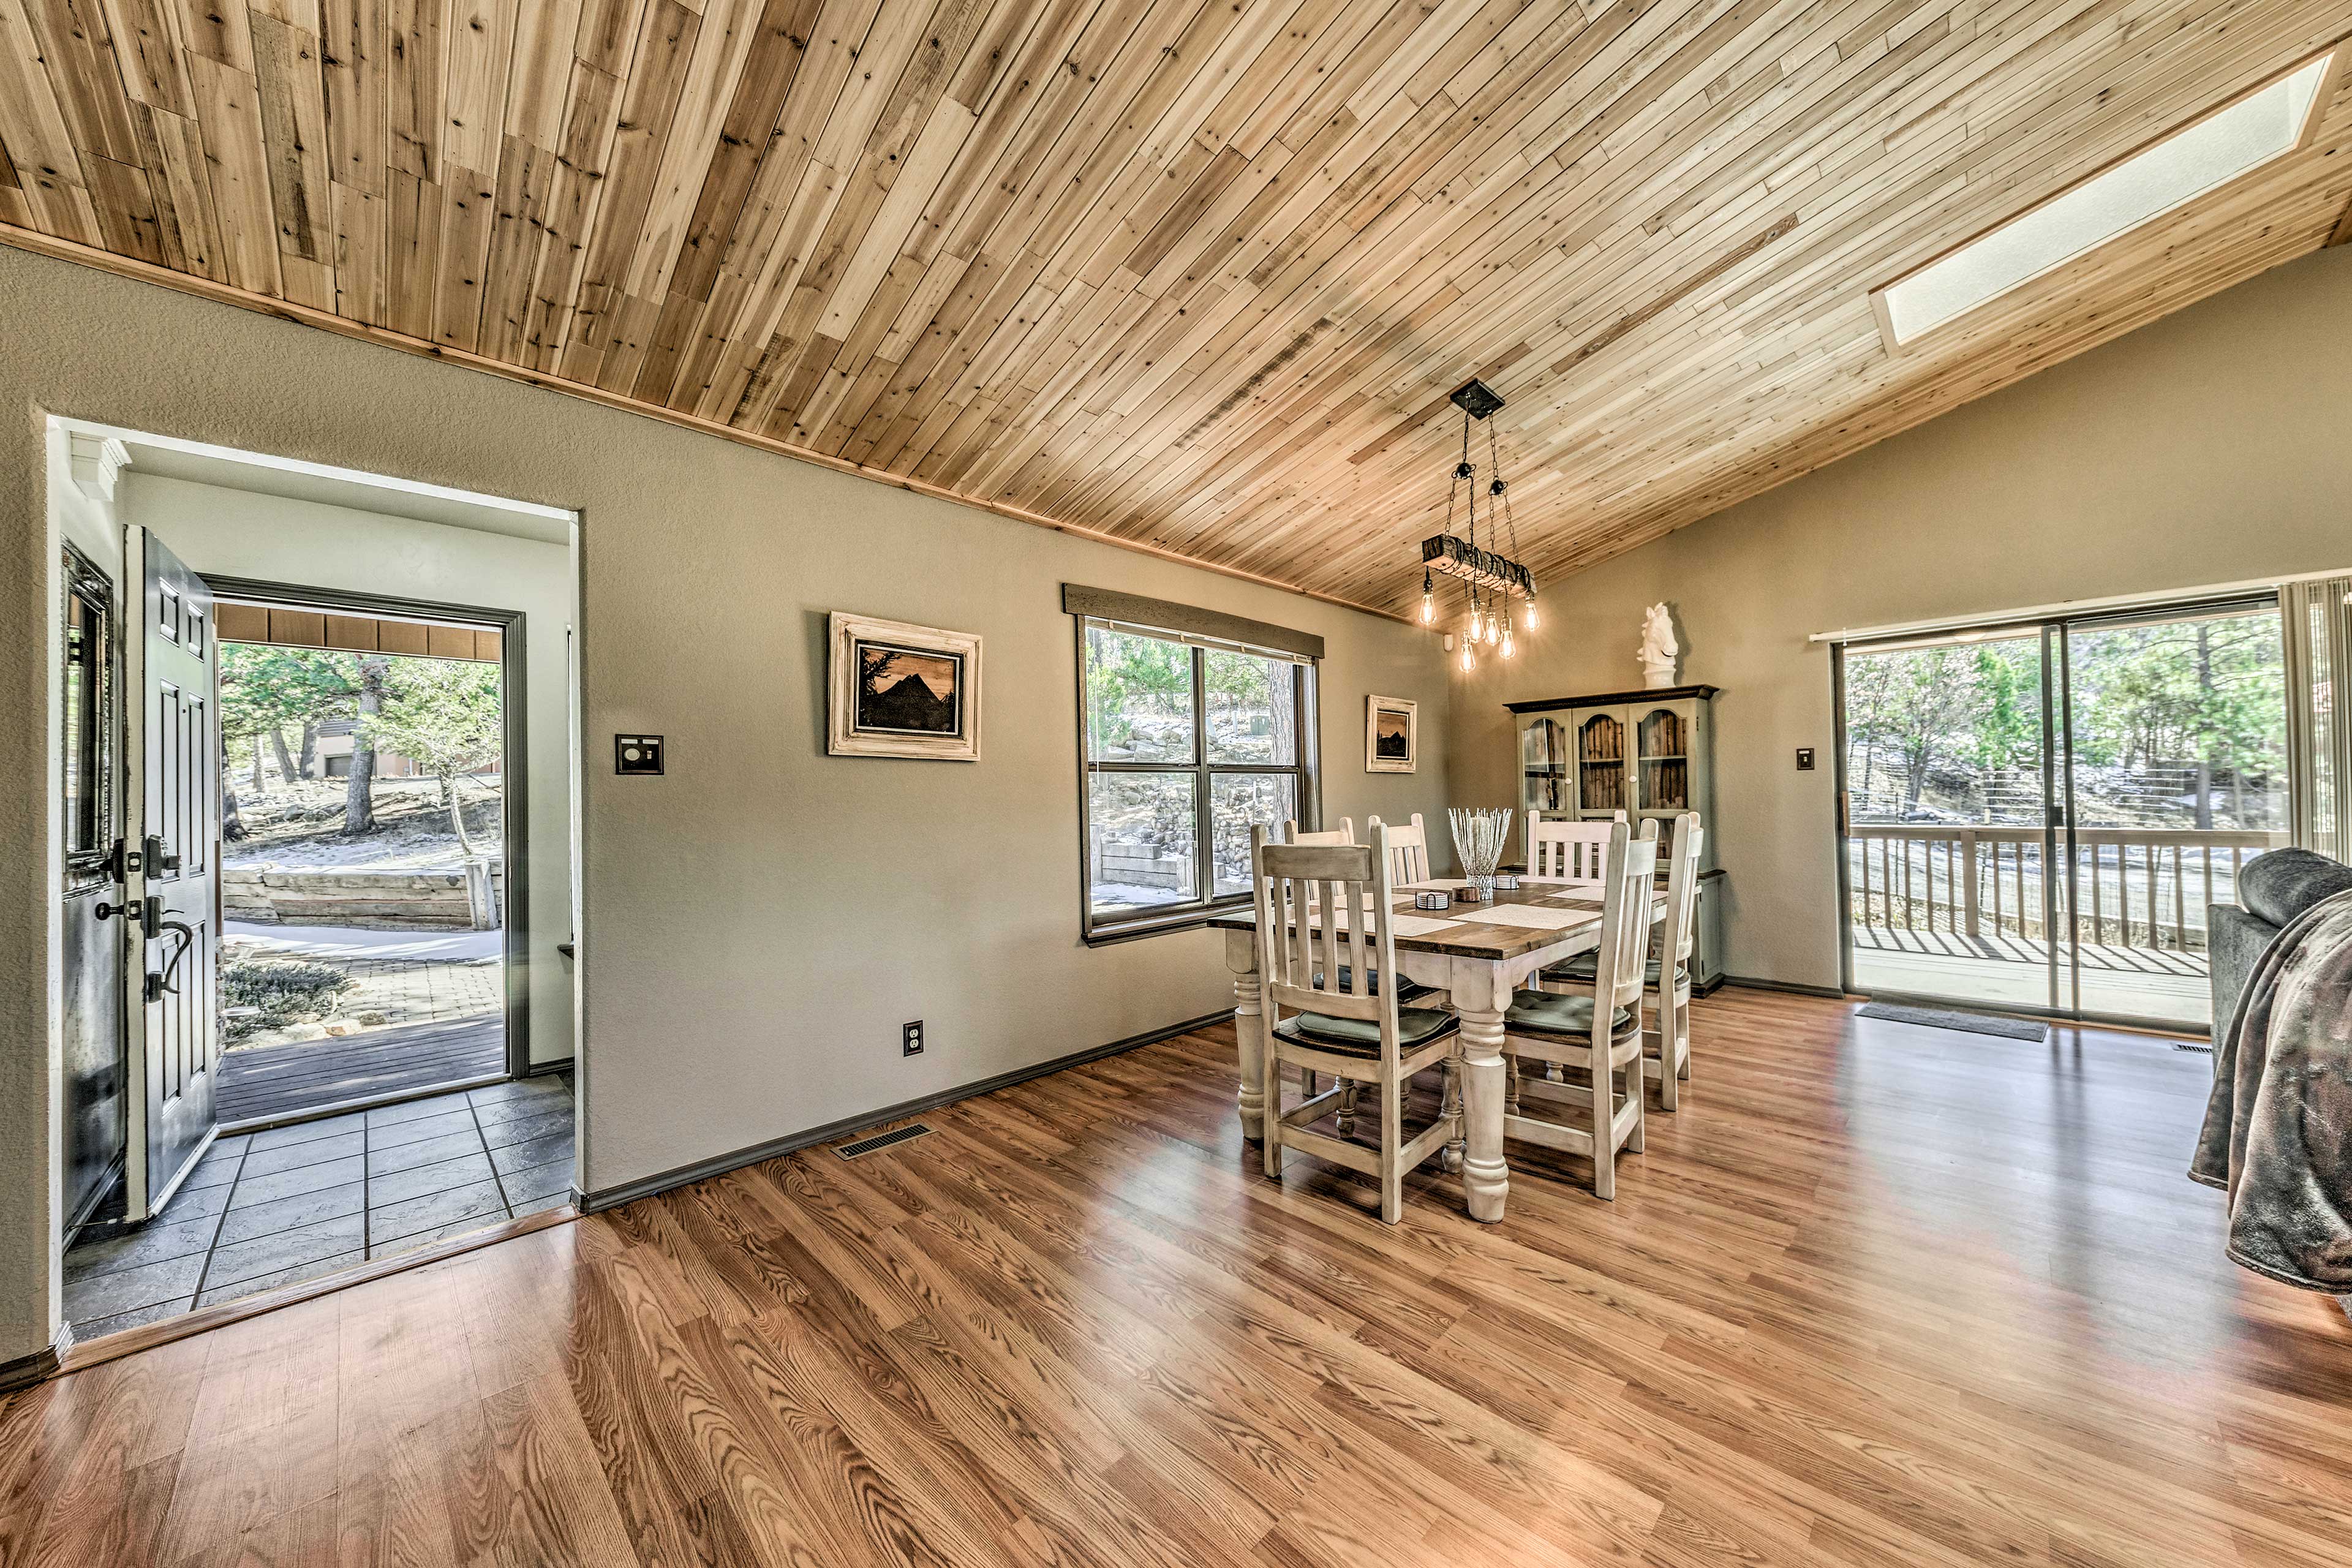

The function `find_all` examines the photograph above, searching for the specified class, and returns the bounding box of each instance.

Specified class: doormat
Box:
[1855,1003,2048,1041]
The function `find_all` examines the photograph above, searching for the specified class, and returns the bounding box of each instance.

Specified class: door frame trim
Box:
[1829,590,2286,1031]
[202,576,533,1085]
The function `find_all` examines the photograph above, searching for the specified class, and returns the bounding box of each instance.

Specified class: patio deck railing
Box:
[1848,824,2288,956]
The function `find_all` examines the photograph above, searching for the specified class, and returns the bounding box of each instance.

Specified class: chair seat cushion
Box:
[1311,967,1436,1004]
[1504,989,1635,1038]
[1542,952,1668,986]
[1274,1007,1460,1056]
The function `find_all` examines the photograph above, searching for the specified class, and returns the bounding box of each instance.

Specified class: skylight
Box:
[1877,53,2337,344]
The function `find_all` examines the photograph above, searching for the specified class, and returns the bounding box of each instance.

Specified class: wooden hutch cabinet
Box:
[1509,684,1724,989]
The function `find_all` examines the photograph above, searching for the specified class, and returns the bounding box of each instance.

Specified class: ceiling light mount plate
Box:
[1449,378,1506,420]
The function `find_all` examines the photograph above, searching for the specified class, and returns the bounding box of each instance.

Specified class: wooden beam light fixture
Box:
[1422,380,1539,670]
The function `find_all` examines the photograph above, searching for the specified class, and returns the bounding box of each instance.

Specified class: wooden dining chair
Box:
[1496,820,1657,1199]
[1528,811,1624,879]
[1366,812,1433,884]
[1251,824,1461,1223]
[1283,818,1355,845]
[1365,810,1452,1046]
[1541,813,1701,1110]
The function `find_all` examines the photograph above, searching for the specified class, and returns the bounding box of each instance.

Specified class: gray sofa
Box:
[2209,848,2352,1032]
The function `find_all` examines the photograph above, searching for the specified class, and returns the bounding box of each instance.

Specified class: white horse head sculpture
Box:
[1638,603,1678,666]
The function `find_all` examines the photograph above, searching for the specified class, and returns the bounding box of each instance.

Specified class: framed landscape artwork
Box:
[827,612,983,761]
[1366,695,1417,773]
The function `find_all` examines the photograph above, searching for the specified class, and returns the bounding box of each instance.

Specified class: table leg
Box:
[1440,1059,1464,1174]
[1224,933,1267,1143]
[1451,966,1510,1224]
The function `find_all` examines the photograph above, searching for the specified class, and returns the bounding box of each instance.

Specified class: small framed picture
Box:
[1366,695,1417,774]
[827,612,982,761]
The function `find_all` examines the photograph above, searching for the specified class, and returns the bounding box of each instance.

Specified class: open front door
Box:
[121,527,221,1219]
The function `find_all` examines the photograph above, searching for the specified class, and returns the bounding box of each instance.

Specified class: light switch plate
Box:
[1795,747,1815,771]
[616,735,665,775]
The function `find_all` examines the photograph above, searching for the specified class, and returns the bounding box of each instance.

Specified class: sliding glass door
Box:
[2056,606,2290,1025]
[1842,628,2059,1010]
[1838,596,2291,1030]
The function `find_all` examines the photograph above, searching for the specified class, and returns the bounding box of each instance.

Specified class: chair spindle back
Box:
[1251,824,1401,1041]
[1529,812,1623,880]
[1366,812,1431,884]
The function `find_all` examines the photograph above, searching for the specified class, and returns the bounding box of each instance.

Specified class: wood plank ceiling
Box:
[3,0,2350,618]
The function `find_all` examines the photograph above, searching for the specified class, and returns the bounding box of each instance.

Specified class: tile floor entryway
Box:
[62,1073,573,1343]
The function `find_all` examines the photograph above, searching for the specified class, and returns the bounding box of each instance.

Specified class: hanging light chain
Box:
[1486,413,1537,633]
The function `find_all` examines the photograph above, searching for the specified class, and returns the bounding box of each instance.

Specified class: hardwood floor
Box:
[4,989,2348,1566]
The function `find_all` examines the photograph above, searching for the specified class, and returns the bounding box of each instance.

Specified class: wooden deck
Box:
[7,990,2349,1566]
[1852,927,2212,1027]
[215,1015,506,1125]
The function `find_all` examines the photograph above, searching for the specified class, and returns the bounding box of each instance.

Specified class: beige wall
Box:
[0,246,1453,1362]
[1449,244,2352,992]
[127,473,578,1069]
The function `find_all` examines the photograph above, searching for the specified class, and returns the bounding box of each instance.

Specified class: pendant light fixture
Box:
[1421,379,1537,667]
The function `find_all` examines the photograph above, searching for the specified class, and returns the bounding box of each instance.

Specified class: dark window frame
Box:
[1076,617,1321,943]
[61,543,117,895]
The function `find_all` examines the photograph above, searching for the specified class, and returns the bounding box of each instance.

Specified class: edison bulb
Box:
[1459,641,1476,673]
[1521,598,1540,631]
[1420,590,1434,624]
[1501,627,1515,659]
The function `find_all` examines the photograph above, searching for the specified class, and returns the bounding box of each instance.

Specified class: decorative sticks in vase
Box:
[1449,807,1514,902]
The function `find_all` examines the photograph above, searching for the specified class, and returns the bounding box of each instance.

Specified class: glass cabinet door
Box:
[1520,717,1569,820]
[1576,710,1627,815]
[1636,706,1690,813]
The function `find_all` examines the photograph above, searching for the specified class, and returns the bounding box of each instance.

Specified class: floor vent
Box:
[834,1123,934,1160]
[2173,1041,2215,1054]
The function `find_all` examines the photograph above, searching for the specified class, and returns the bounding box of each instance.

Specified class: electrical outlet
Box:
[902,1020,924,1057]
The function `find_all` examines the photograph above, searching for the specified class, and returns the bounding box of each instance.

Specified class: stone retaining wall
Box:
[1094,839,1187,891]
[223,865,503,930]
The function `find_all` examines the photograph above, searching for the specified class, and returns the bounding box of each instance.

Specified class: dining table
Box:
[1208,876,1667,1224]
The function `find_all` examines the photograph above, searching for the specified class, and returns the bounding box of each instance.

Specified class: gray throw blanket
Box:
[2190,889,2352,1293]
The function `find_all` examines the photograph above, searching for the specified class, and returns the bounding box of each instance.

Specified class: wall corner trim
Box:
[66,431,131,507]
[0,1330,67,1395]
[576,1009,1234,1213]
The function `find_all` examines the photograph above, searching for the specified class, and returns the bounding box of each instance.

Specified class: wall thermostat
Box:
[615,735,665,775]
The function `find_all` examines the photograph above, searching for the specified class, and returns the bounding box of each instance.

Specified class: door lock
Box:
[145,834,181,874]
[100,895,164,937]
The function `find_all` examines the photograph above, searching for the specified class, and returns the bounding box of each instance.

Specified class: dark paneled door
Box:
[60,547,126,1230]
[125,529,220,1219]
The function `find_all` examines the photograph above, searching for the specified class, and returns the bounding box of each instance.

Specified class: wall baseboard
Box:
[527,1057,575,1077]
[0,1330,66,1395]
[1721,973,1850,1000]
[576,1009,1233,1213]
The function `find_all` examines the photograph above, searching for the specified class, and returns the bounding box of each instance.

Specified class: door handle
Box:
[145,919,197,1002]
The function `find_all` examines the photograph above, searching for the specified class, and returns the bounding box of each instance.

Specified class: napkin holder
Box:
[1412,891,1452,911]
